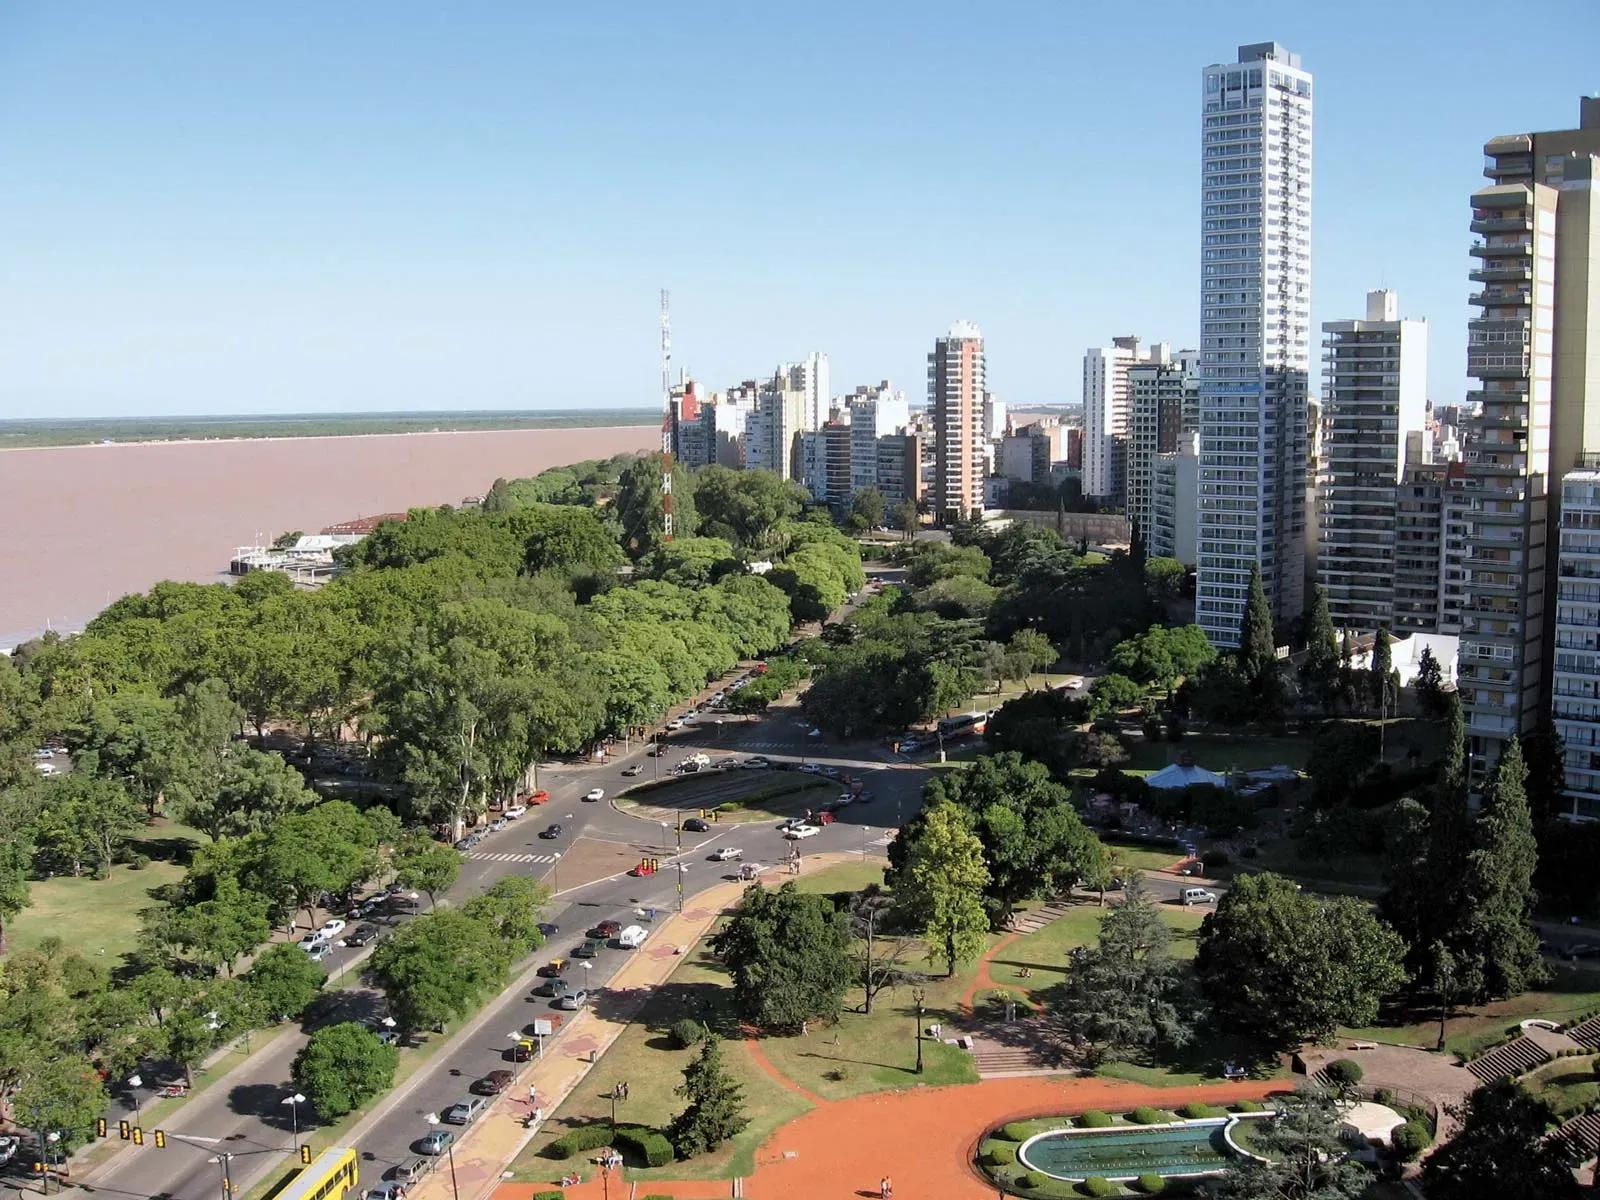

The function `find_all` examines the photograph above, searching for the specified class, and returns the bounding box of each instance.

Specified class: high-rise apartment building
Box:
[1393,460,1469,635]
[1316,290,1429,633]
[1196,42,1314,647]
[1553,468,1600,820]
[799,423,854,508]
[745,373,812,481]
[845,383,910,493]
[929,321,987,521]
[1152,432,1201,566]
[1128,347,1198,541]
[874,434,922,508]
[1459,100,1600,775]
[782,353,831,431]
[1082,336,1141,501]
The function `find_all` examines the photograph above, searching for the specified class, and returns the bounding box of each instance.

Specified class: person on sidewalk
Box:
[880,1175,893,1199]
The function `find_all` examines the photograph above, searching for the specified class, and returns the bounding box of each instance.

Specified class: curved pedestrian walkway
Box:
[493,1075,1284,1200]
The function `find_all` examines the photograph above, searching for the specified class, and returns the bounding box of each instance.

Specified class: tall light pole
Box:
[551,851,562,895]
[208,1150,235,1198]
[912,981,927,1076]
[281,1092,305,1154]
[127,1073,143,1126]
[424,1114,460,1200]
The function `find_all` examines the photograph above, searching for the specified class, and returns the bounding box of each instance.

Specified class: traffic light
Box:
[96,1117,107,1139]
[132,1127,144,1146]
[118,1120,130,1141]
[300,1144,312,1164]
[153,1129,166,1149]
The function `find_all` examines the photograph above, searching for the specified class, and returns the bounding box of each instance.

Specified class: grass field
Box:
[995,903,1206,1006]
[1522,1053,1600,1119]
[7,819,202,964]
[618,771,842,824]
[1340,973,1600,1058]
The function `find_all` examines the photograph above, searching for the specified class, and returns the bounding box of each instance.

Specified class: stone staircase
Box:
[1006,900,1075,935]
[1557,1109,1600,1156]
[967,1035,1063,1078]
[1466,1035,1551,1083]
[1565,1015,1600,1050]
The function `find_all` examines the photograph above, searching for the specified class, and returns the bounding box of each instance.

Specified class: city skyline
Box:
[0,1,1595,418]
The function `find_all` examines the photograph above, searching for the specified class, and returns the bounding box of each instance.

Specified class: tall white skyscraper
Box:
[1196,43,1314,647]
[1082,336,1142,501]
[783,352,831,431]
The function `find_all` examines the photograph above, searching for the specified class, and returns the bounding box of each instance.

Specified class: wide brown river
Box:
[0,425,656,647]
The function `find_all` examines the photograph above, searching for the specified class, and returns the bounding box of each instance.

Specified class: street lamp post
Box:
[551,851,562,895]
[127,1073,143,1126]
[207,1150,234,1199]
[508,1031,526,1081]
[281,1091,305,1154]
[424,1114,460,1200]
[912,982,927,1076]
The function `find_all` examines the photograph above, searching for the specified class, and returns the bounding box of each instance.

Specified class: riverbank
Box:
[0,424,656,647]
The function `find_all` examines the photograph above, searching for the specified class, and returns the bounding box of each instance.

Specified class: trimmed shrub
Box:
[1129,1106,1168,1125]
[985,1143,1017,1167]
[1373,1087,1395,1106]
[1324,1059,1364,1088]
[1179,1102,1222,1119]
[670,1017,707,1049]
[1017,1173,1045,1191]
[1078,1109,1114,1128]
[543,1124,614,1158]
[1392,1120,1430,1160]
[130,853,151,870]
[533,1192,567,1200]
[613,1126,674,1167]
[1136,1176,1166,1196]
[1082,1178,1119,1198]
[1234,1099,1264,1113]
[1001,1121,1035,1141]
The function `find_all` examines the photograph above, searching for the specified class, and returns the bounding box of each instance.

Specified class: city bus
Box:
[937,711,988,740]
[275,1147,359,1200]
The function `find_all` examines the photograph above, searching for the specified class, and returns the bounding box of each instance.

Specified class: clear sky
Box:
[1,1,1596,418]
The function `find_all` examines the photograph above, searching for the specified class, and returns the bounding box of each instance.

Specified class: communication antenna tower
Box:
[660,289,674,542]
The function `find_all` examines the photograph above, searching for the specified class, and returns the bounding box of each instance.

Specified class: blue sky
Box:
[1,1,1596,418]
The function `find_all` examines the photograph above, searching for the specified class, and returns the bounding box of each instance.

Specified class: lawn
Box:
[7,819,202,964]
[1521,1053,1600,1119]
[791,859,886,897]
[507,940,810,1186]
[618,771,842,824]
[997,902,1206,1001]
[1099,839,1189,874]
[1340,971,1600,1058]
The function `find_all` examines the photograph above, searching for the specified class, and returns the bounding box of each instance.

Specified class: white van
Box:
[617,925,648,949]
[1181,887,1218,906]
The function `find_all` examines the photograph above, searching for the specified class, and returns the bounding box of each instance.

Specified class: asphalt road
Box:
[70,681,923,1200]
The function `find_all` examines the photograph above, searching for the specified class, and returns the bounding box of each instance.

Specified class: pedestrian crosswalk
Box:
[866,832,895,848]
[469,851,558,864]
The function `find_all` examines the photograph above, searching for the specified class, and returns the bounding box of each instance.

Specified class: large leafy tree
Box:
[392,831,461,906]
[613,453,698,556]
[245,942,327,1021]
[1196,872,1406,1048]
[668,1037,748,1158]
[32,770,144,877]
[142,876,274,975]
[1299,584,1340,711]
[461,876,550,954]
[1422,1080,1580,1200]
[692,465,808,549]
[1219,1086,1370,1200]
[181,746,317,841]
[894,801,990,976]
[369,909,513,1035]
[75,691,187,817]
[710,883,853,1031]
[11,1053,107,1148]
[291,1021,399,1120]
[1052,876,1195,1062]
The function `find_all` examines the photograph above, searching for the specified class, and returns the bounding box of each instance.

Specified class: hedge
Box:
[1392,1120,1430,1160]
[1324,1059,1363,1088]
[1136,1175,1165,1195]
[1082,1178,1119,1198]
[533,1193,566,1200]
[1129,1106,1169,1125]
[1179,1102,1222,1119]
[1001,1121,1036,1141]
[1017,1173,1045,1191]
[1234,1100,1264,1113]
[1078,1109,1114,1128]
[544,1124,614,1158]
[612,1126,675,1167]
[985,1143,1017,1167]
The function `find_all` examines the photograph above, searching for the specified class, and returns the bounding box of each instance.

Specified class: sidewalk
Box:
[404,853,860,1200]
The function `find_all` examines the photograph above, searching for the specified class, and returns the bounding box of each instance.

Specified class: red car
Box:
[526,790,551,805]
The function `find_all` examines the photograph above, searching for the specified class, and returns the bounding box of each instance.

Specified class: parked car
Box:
[574,937,606,958]
[710,846,743,861]
[299,931,328,951]
[416,1129,454,1156]
[453,837,476,852]
[0,1135,19,1165]
[539,977,571,999]
[800,764,822,774]
[34,763,56,776]
[392,1157,432,1184]
[647,744,665,756]
[442,1096,489,1124]
[591,919,622,938]
[742,756,770,769]
[536,921,560,938]
[1181,887,1218,906]
[556,988,589,1011]
[31,748,52,761]
[306,942,331,963]
[319,918,347,939]
[388,894,421,912]
[783,825,820,840]
[683,818,710,832]
[583,787,605,802]
[540,823,563,839]
[505,1041,534,1063]
[487,816,508,832]
[527,790,551,805]
[502,803,528,819]
[537,958,570,977]
[364,1183,406,1200]
[621,763,644,777]
[345,923,381,946]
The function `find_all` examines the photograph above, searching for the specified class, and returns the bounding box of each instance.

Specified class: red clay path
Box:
[495,1074,1286,1200]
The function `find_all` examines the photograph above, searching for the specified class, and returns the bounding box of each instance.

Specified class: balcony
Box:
[1469,290,1531,309]
[1468,351,1532,378]
[1470,239,1534,258]
[1470,264,1534,284]
[1471,214,1534,235]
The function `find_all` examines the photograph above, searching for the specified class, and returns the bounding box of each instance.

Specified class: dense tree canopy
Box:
[710,882,853,1032]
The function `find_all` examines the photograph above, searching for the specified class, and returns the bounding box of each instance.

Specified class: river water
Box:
[0,425,656,648]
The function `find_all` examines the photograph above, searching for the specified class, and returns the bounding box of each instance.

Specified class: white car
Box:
[299,931,328,952]
[807,727,823,739]
[682,710,698,721]
[834,793,856,807]
[32,749,53,760]
[502,803,527,819]
[783,825,820,840]
[319,918,347,939]
[34,762,56,776]
[583,787,605,802]
[711,847,743,861]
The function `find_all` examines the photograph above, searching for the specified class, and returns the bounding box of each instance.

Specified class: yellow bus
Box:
[275,1147,359,1200]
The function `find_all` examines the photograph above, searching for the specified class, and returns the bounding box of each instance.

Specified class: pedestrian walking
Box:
[881,1175,893,1199]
